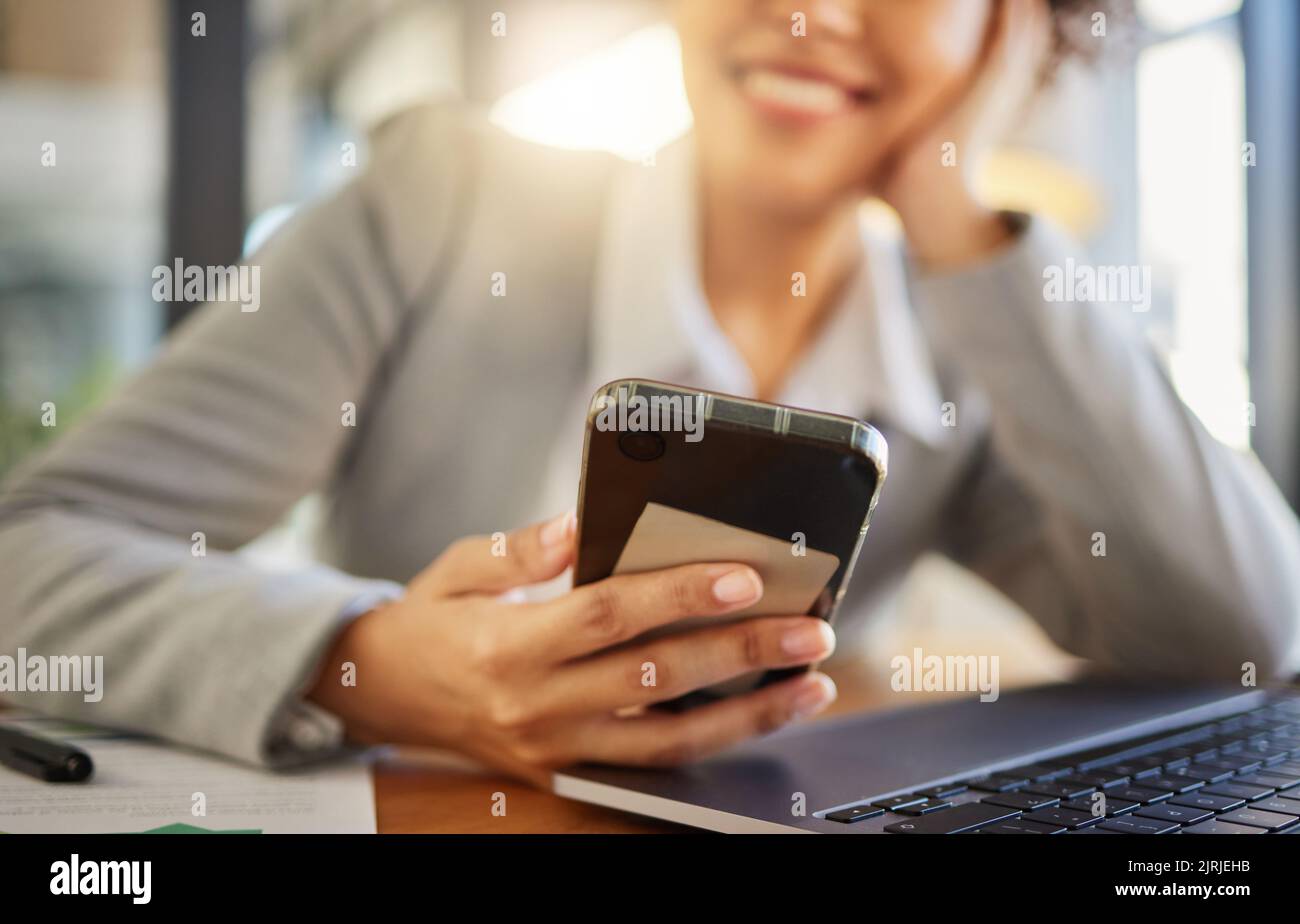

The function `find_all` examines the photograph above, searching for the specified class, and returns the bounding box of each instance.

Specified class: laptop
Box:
[553,680,1300,833]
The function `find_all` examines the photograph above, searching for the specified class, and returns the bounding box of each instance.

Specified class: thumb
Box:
[416,510,576,598]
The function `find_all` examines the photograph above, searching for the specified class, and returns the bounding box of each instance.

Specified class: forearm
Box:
[0,506,402,765]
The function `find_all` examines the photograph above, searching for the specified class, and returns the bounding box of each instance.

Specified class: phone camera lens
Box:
[618,432,666,462]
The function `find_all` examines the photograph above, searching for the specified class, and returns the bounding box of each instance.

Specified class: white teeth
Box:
[741,68,852,116]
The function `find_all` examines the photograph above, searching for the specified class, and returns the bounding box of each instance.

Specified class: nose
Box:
[808,0,868,38]
[759,0,866,39]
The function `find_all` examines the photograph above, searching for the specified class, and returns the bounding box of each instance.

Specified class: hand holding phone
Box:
[575,379,888,705]
[307,511,839,784]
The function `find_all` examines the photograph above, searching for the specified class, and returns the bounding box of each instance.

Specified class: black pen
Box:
[0,724,94,782]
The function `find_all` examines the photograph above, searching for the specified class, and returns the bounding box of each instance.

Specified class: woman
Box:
[1,0,1297,784]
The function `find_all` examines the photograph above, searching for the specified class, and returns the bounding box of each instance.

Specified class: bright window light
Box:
[488,23,693,162]
[1137,31,1249,449]
[1137,0,1242,33]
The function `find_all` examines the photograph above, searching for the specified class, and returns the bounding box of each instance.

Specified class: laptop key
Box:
[1200,755,1262,773]
[1022,807,1101,829]
[885,802,1020,834]
[1135,803,1214,826]
[917,783,967,799]
[1004,764,1072,781]
[1142,776,1204,794]
[1025,782,1095,800]
[1181,819,1267,835]
[871,795,928,811]
[981,792,1060,811]
[1169,793,1246,813]
[824,804,886,823]
[1108,760,1163,780]
[1241,744,1290,763]
[1062,773,1130,790]
[1170,764,1235,784]
[895,799,953,816]
[1063,796,1139,817]
[1216,808,1299,832]
[1234,773,1300,792]
[1204,783,1276,801]
[1248,797,1300,816]
[979,819,1065,834]
[965,775,1028,793]
[1189,734,1240,752]
[1111,786,1173,805]
[1098,816,1179,834]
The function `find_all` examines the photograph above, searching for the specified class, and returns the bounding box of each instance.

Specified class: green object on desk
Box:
[140,822,261,834]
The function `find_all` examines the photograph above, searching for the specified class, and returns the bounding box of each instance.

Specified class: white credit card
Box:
[612,502,841,696]
[613,502,841,615]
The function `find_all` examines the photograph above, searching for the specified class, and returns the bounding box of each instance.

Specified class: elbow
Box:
[1073,581,1298,685]
[1158,539,1300,682]
[1160,592,1299,685]
[1239,595,1300,682]
[1216,541,1300,682]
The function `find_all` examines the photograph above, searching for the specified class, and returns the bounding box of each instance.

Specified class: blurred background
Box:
[1,0,1297,687]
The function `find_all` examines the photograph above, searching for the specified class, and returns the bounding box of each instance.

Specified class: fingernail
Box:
[541,510,575,548]
[780,621,836,659]
[711,568,762,605]
[792,675,836,718]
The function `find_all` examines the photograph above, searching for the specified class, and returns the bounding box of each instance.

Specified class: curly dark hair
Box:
[1047,0,1132,67]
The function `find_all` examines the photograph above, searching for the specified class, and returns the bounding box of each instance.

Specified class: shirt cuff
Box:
[261,585,403,765]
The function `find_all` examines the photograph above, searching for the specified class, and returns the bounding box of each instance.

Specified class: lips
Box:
[734,63,875,121]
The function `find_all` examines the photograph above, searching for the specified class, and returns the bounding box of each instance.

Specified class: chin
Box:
[701,132,878,219]
[690,88,888,218]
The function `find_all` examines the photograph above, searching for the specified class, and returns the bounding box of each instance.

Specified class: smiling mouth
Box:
[735,65,875,120]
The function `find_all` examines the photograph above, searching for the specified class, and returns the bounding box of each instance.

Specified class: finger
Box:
[536,615,836,715]
[869,0,1029,191]
[1022,0,1055,79]
[418,510,575,597]
[985,0,1052,91]
[517,562,765,662]
[572,672,838,767]
[962,0,1036,113]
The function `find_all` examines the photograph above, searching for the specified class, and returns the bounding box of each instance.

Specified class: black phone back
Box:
[574,379,888,701]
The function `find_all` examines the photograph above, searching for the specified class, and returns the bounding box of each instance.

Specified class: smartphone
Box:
[573,378,888,707]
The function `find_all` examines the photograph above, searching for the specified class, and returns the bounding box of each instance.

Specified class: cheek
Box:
[927,0,994,62]
[888,1,991,107]
[673,2,738,122]
[671,0,745,69]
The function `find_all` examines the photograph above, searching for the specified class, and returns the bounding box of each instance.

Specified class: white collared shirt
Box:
[529,138,948,536]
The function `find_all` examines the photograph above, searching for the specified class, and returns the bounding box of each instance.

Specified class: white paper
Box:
[0,713,375,834]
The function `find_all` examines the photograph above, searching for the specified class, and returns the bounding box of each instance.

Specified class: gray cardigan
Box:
[2,103,1297,766]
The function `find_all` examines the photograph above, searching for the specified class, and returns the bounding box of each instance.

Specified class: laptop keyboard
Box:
[821,694,1300,833]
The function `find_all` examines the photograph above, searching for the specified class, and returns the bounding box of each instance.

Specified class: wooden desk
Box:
[374,661,909,833]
